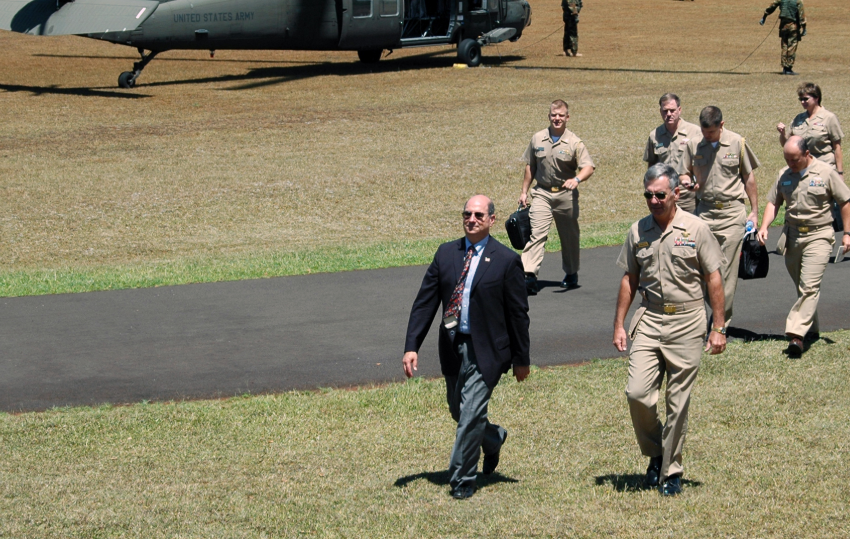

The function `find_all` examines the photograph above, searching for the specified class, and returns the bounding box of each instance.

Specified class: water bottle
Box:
[745,220,755,236]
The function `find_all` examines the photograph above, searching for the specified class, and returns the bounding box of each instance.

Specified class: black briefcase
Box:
[739,231,769,280]
[505,204,531,250]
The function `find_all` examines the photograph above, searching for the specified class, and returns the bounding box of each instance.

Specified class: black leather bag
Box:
[505,204,531,250]
[739,231,769,280]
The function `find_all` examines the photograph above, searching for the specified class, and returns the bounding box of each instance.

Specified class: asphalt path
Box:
[2,228,848,412]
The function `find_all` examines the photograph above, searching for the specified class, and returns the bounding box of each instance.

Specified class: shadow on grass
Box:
[18,48,523,92]
[394,470,519,489]
[505,65,751,76]
[0,83,149,98]
[595,473,702,493]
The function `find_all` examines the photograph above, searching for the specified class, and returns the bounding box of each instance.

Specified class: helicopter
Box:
[1,0,531,88]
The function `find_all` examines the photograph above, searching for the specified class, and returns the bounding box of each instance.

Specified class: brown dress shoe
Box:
[787,337,804,356]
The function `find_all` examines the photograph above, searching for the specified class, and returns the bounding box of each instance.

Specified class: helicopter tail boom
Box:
[0,0,158,36]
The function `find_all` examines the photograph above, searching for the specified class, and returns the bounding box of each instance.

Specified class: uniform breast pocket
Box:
[635,247,655,275]
[654,146,670,160]
[806,186,828,206]
[672,248,698,279]
[721,158,740,170]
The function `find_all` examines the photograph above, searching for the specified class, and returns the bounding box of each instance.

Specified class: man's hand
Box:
[756,227,769,246]
[613,326,628,352]
[842,233,850,254]
[705,330,726,355]
[746,211,758,228]
[402,351,418,378]
[518,192,528,207]
[513,365,530,382]
[562,178,580,190]
[759,16,766,25]
[776,122,787,136]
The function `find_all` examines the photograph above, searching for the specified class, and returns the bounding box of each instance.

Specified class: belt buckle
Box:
[714,201,723,209]
[798,226,809,233]
[550,186,560,192]
[663,304,677,314]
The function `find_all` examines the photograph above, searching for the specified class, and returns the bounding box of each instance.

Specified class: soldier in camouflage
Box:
[562,0,582,57]
[760,0,807,75]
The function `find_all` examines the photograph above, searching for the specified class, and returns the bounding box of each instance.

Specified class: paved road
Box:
[2,229,848,412]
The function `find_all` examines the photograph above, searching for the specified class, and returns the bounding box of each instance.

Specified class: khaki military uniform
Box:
[788,108,844,167]
[562,0,582,55]
[644,119,703,213]
[617,208,724,481]
[763,0,806,70]
[522,127,595,277]
[679,128,760,326]
[767,159,850,337]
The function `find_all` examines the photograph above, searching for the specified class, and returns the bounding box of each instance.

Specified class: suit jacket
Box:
[404,236,530,388]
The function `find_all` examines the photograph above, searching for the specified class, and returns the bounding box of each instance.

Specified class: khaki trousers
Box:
[783,226,834,337]
[626,307,705,480]
[696,201,746,325]
[521,186,580,276]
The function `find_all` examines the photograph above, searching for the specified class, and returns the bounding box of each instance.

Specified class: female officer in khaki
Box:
[777,82,845,230]
[757,136,850,356]
[777,83,844,173]
[518,100,595,295]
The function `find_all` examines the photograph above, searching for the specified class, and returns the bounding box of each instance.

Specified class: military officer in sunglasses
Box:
[613,163,726,496]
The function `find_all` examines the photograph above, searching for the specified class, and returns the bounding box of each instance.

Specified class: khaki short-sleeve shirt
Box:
[789,108,844,167]
[523,128,595,190]
[767,159,850,227]
[643,120,702,170]
[617,209,724,305]
[645,120,703,208]
[679,128,760,202]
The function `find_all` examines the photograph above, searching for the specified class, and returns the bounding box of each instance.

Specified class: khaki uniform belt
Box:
[699,199,743,210]
[786,222,832,234]
[641,298,704,314]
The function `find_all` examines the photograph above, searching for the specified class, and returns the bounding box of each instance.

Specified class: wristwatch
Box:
[711,326,727,335]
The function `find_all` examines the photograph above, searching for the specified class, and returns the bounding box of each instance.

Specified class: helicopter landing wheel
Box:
[357,49,383,64]
[118,71,135,89]
[457,39,482,67]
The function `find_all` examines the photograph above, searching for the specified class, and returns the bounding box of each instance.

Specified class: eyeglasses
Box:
[462,211,489,220]
[799,96,813,102]
[643,191,669,200]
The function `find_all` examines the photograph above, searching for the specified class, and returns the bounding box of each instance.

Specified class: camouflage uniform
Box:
[562,0,582,56]
[763,0,806,71]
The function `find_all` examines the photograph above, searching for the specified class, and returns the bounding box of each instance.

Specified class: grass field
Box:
[2,330,849,538]
[2,0,849,296]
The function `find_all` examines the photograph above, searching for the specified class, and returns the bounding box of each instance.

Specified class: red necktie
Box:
[444,245,475,322]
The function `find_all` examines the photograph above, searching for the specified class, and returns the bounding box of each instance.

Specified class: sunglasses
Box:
[799,96,814,102]
[462,211,489,220]
[643,191,669,200]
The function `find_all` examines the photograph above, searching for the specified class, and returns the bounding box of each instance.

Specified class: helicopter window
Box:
[380,0,398,16]
[353,0,372,17]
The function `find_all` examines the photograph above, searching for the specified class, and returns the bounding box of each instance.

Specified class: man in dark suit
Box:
[403,194,531,500]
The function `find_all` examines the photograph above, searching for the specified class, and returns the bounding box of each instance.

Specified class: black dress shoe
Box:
[450,485,475,499]
[645,455,663,487]
[561,273,578,289]
[660,474,682,496]
[483,432,506,475]
[525,273,539,296]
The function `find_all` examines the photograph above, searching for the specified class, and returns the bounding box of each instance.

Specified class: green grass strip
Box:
[0,221,634,297]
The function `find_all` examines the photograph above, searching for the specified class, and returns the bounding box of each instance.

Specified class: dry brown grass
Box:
[1,0,848,279]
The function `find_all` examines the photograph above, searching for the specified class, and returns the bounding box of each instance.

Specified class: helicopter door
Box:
[339,0,402,49]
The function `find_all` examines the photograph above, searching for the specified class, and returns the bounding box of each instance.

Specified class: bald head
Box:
[784,136,812,173]
[463,195,496,243]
